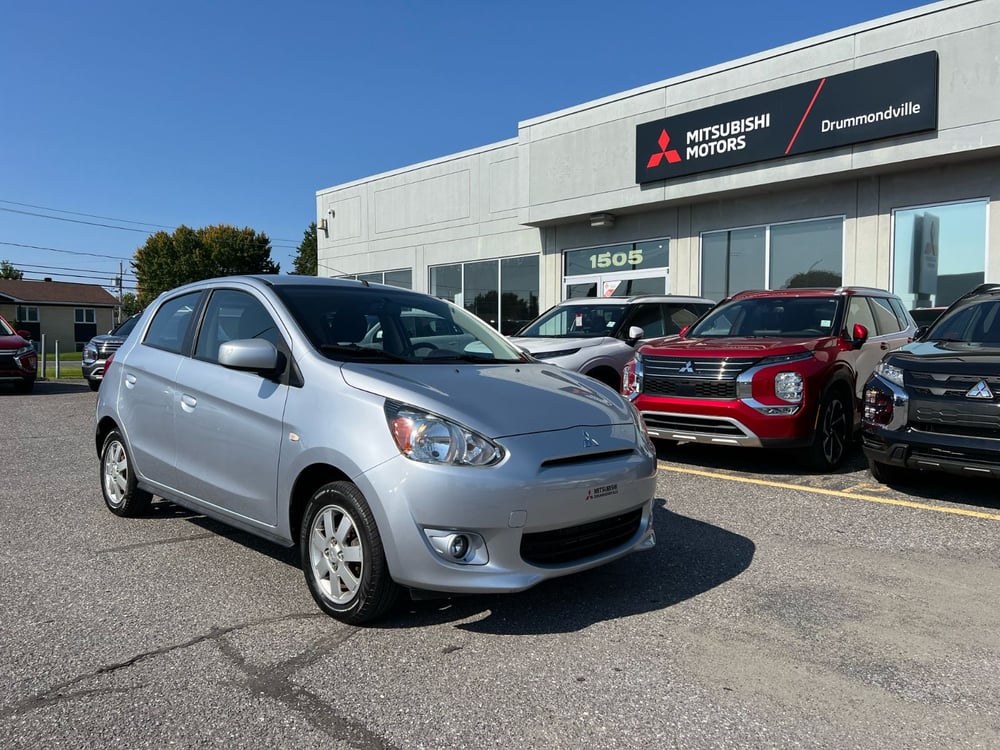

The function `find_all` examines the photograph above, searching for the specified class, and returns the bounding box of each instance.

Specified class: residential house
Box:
[0,278,119,352]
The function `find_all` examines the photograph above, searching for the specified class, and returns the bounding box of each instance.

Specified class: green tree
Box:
[0,259,24,279]
[291,222,318,276]
[133,224,278,305]
[120,292,142,317]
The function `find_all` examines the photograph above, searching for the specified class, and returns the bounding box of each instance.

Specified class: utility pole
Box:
[115,261,123,324]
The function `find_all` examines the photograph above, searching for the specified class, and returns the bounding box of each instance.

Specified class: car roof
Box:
[729,286,897,300]
[553,295,714,306]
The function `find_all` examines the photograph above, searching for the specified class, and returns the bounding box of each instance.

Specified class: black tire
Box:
[300,481,400,625]
[802,390,851,471]
[87,379,101,392]
[868,457,907,485]
[100,429,153,517]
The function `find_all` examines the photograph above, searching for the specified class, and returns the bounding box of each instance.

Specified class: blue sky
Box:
[0,0,929,294]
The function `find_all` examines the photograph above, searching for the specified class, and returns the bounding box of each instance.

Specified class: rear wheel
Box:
[100,430,153,516]
[301,481,400,625]
[802,390,851,471]
[87,379,101,392]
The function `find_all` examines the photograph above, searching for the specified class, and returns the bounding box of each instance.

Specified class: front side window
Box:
[892,199,987,310]
[143,292,202,354]
[194,289,282,362]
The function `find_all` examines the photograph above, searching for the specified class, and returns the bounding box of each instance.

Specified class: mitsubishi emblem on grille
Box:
[583,431,599,448]
[966,380,994,399]
[679,361,696,374]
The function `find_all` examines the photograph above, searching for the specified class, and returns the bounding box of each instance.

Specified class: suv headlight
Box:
[384,401,504,466]
[775,371,803,402]
[82,343,98,362]
[875,361,904,387]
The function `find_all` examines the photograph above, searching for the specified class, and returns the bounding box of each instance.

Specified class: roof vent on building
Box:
[590,212,615,228]
[44,277,52,281]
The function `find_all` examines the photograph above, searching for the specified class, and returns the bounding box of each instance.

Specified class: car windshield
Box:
[516,303,628,338]
[112,315,139,337]
[925,299,1000,344]
[688,296,839,338]
[0,317,14,336]
[274,284,527,364]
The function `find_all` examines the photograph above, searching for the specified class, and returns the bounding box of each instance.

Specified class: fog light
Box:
[423,529,488,565]
[449,534,469,559]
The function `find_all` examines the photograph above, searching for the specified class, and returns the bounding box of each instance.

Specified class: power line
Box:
[0,206,157,233]
[0,240,133,260]
[0,199,174,230]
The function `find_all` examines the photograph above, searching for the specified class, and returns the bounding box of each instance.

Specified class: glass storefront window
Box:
[355,269,412,289]
[564,240,668,277]
[701,218,842,299]
[892,200,987,309]
[428,256,539,333]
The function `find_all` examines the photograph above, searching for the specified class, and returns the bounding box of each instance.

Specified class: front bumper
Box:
[355,426,658,595]
[863,429,1000,479]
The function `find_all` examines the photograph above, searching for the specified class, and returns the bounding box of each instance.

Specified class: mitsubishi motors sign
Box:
[636,52,938,184]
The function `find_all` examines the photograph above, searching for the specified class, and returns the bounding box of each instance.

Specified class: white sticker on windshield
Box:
[821,319,831,327]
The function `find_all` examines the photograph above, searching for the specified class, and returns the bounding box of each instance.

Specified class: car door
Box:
[118,290,204,492]
[845,296,888,399]
[170,288,290,527]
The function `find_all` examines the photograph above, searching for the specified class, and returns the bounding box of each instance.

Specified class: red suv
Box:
[0,314,38,393]
[622,288,917,469]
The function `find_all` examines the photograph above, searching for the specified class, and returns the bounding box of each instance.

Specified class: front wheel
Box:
[802,391,851,471]
[100,429,153,516]
[300,481,400,624]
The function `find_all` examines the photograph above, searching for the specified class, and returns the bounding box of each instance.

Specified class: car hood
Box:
[640,336,824,358]
[509,336,610,355]
[339,362,633,439]
[0,333,30,351]
[88,334,127,346]
[887,340,1000,373]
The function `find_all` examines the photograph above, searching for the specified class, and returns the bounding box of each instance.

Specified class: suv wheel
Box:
[803,390,851,470]
[87,379,101,392]
[100,430,153,516]
[301,481,400,624]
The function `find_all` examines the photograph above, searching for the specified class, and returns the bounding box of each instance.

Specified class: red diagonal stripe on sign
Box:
[785,78,826,155]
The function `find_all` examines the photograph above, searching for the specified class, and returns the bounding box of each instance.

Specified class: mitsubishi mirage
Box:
[95,276,658,624]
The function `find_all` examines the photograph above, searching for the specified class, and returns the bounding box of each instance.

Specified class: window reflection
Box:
[892,200,987,309]
[429,256,539,334]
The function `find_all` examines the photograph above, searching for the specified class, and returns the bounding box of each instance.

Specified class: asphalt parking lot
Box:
[2,382,999,749]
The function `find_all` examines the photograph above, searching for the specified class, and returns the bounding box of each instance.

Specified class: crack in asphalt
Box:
[216,629,399,750]
[0,612,321,720]
[2,613,398,749]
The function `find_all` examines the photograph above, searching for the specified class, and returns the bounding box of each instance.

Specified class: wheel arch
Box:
[584,364,621,391]
[288,463,353,546]
[95,416,119,458]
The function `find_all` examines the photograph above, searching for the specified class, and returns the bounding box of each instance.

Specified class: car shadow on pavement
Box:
[654,439,868,477]
[1,380,92,396]
[872,471,1000,512]
[383,501,755,634]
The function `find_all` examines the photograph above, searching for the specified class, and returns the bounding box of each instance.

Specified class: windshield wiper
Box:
[319,344,411,363]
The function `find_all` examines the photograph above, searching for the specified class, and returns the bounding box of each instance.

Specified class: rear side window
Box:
[143,292,202,354]
[869,297,903,335]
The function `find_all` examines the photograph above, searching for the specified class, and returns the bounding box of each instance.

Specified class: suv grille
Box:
[97,340,123,357]
[520,508,642,565]
[908,372,1000,401]
[642,356,758,399]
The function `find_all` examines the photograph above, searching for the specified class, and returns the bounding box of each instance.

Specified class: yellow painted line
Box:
[658,462,1000,521]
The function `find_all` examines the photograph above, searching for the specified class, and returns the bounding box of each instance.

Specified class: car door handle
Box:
[180,394,198,412]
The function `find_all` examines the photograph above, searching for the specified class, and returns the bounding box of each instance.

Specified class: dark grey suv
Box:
[82,314,140,391]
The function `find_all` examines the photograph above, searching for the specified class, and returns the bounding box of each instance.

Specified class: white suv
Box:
[510,295,714,390]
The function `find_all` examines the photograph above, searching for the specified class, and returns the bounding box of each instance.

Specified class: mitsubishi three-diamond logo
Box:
[966,380,994,399]
[679,361,696,374]
[646,129,682,168]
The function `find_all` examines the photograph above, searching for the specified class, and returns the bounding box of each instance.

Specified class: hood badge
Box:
[679,361,696,374]
[966,381,994,399]
[583,431,599,448]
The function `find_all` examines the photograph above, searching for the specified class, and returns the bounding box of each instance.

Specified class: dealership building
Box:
[316,0,999,333]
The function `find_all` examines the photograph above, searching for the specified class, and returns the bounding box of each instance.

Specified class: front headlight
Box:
[875,361,905,387]
[531,348,581,360]
[82,344,98,361]
[15,346,34,357]
[384,401,504,466]
[774,371,803,402]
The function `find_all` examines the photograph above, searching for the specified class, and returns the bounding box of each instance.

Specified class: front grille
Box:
[908,371,1000,400]
[642,355,758,399]
[520,508,642,565]
[97,340,123,357]
[540,449,633,469]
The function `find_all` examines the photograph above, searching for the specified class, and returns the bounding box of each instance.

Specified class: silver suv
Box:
[82,313,140,391]
[510,295,714,390]
[95,276,657,624]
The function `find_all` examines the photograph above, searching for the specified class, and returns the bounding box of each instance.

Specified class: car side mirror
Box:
[914,325,929,340]
[218,339,280,375]
[626,325,644,343]
[679,325,689,338]
[851,323,869,349]
[17,329,31,339]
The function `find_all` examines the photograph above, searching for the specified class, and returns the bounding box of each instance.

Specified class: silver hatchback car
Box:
[95,276,658,624]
